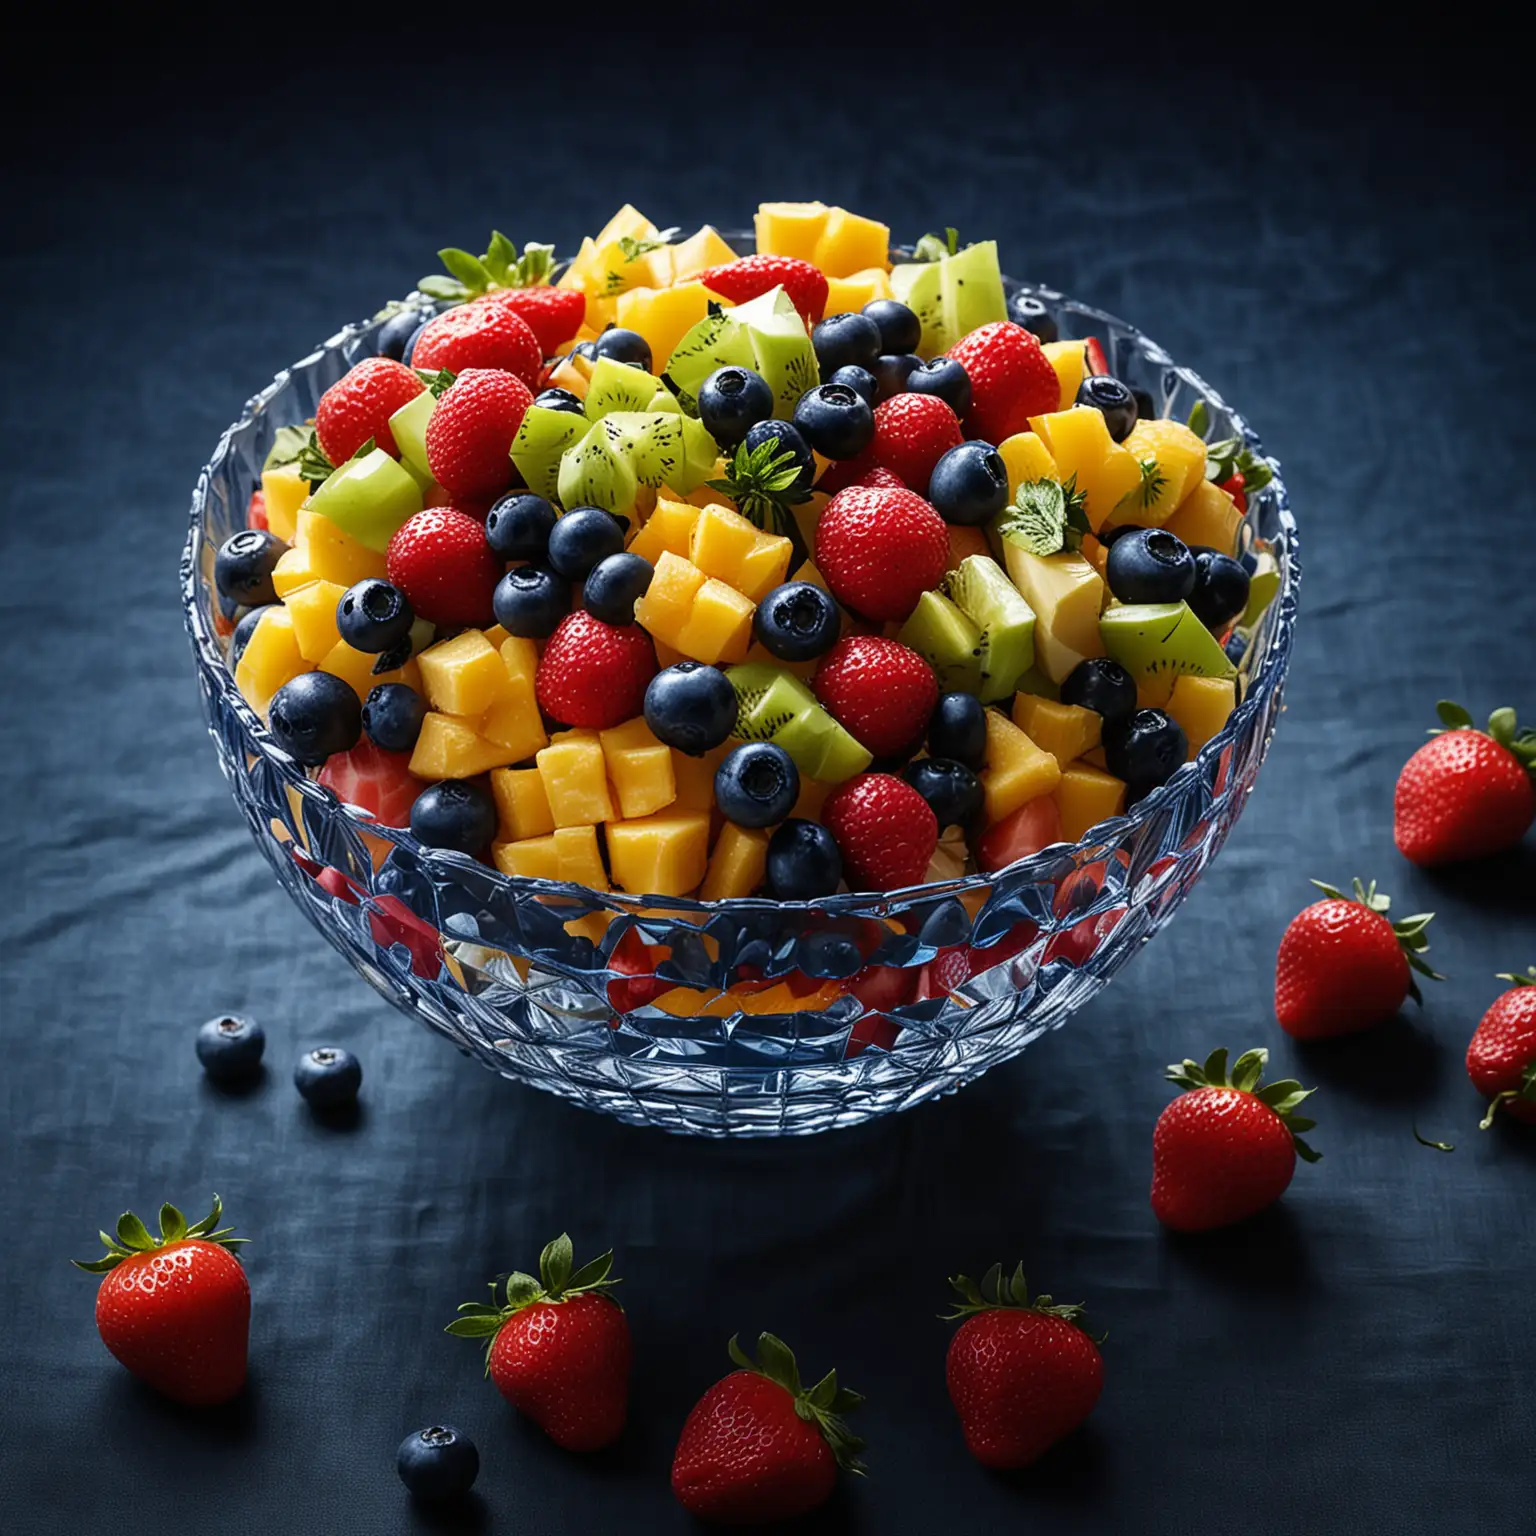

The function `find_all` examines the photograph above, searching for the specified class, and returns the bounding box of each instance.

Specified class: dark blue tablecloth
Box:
[3,16,1532,1534]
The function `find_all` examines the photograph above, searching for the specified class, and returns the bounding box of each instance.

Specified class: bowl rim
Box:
[181,269,1298,921]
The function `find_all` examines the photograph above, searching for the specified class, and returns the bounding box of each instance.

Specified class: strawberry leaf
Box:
[483,230,517,286]
[418,274,469,301]
[1186,399,1211,440]
[439,247,494,294]
[1165,1049,1321,1159]
[158,1204,187,1244]
[1436,699,1474,731]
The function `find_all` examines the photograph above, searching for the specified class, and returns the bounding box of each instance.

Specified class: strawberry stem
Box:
[72,1195,246,1274]
[1165,1047,1322,1162]
[940,1262,1102,1340]
[727,1332,866,1473]
[1310,877,1444,1002]
[1431,701,1536,781]
[1480,1062,1536,1130]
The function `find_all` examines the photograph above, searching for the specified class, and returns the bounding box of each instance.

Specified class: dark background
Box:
[3,9,1532,1533]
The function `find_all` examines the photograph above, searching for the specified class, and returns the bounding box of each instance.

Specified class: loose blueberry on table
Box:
[196,1014,266,1083]
[294,1046,363,1108]
[397,1425,480,1501]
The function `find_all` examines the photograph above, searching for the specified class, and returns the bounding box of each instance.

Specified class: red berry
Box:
[367,894,441,978]
[412,295,543,385]
[856,465,905,489]
[247,488,268,530]
[317,739,419,828]
[814,484,948,622]
[1467,969,1536,1127]
[699,254,829,322]
[812,635,937,756]
[315,356,425,464]
[864,392,964,490]
[947,322,1060,443]
[535,611,656,731]
[425,367,533,500]
[386,506,502,628]
[1217,471,1249,515]
[823,772,938,891]
[480,285,587,354]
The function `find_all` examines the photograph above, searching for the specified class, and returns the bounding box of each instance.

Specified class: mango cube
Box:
[284,578,346,663]
[689,503,760,587]
[1119,420,1208,525]
[1042,339,1090,411]
[499,634,539,680]
[600,717,677,820]
[554,824,608,890]
[1053,762,1128,841]
[492,767,555,842]
[493,834,562,881]
[670,225,738,280]
[824,269,894,316]
[633,551,706,646]
[812,208,891,277]
[606,812,711,897]
[479,670,548,761]
[734,532,794,603]
[981,710,1063,825]
[1012,694,1103,768]
[700,823,769,901]
[418,629,505,718]
[294,508,387,588]
[1166,675,1236,757]
[410,713,519,779]
[1163,478,1242,556]
[319,640,420,702]
[537,731,616,826]
[674,578,755,665]
[671,744,730,811]
[629,498,702,564]
[234,607,305,716]
[260,465,308,544]
[753,201,829,262]
[615,281,713,372]
[998,431,1059,495]
[789,775,831,824]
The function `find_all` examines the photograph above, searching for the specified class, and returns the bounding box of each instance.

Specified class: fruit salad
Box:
[221,200,1276,918]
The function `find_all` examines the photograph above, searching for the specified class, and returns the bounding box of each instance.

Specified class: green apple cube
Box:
[307,448,423,553]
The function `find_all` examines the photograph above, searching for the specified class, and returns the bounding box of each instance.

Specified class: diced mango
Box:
[674,579,755,666]
[479,670,548,761]
[606,812,711,897]
[1053,762,1128,841]
[1163,477,1242,556]
[1027,408,1142,532]
[493,834,561,881]
[823,268,894,316]
[553,824,608,890]
[260,465,308,544]
[753,201,829,262]
[410,713,519,778]
[789,775,831,823]
[690,504,761,588]
[491,767,555,842]
[1012,694,1103,768]
[593,204,660,246]
[498,633,540,681]
[1166,675,1236,757]
[671,744,730,811]
[633,551,706,646]
[812,208,891,277]
[615,281,713,371]
[670,225,739,280]
[418,629,505,718]
[1117,420,1207,526]
[270,547,318,600]
[319,640,420,703]
[629,498,703,564]
[293,507,387,588]
[483,624,510,650]
[284,578,346,663]
[1042,340,1090,412]
[537,731,616,826]
[998,431,1059,495]
[700,823,769,901]
[600,717,677,820]
[735,532,794,604]
[234,607,306,717]
[981,710,1063,824]
[545,355,589,400]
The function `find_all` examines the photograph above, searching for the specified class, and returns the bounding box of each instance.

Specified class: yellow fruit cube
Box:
[1119,420,1207,526]
[607,812,711,897]
[629,498,702,564]
[812,208,891,277]
[491,767,555,841]
[600,717,678,820]
[1033,408,1146,530]
[1163,478,1242,556]
[981,710,1063,824]
[418,629,505,718]
[595,204,660,246]
[1001,547,1106,684]
[270,547,318,600]
[700,823,769,901]
[998,432,1059,495]
[545,355,589,400]
[1052,762,1127,841]
[753,201,829,262]
[283,578,346,663]
[674,579,755,666]
[615,282,712,371]
[1042,340,1090,411]
[633,551,706,648]
[536,731,616,826]
[790,775,831,823]
[260,465,308,544]
[483,624,510,649]
[689,503,761,588]
[498,633,539,681]
[234,607,305,717]
[410,713,518,778]
[735,532,793,603]
[670,225,739,280]
[1012,694,1103,768]
[672,744,730,811]
[554,824,608,890]
[824,269,893,316]
[294,508,387,588]
[319,640,420,702]
[492,834,561,881]
[479,671,548,761]
[1166,675,1236,757]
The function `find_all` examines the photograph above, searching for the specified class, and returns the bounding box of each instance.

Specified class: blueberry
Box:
[401,318,434,367]
[569,340,600,364]
[397,1425,479,1502]
[493,565,571,638]
[798,928,862,980]
[765,819,842,900]
[826,365,878,407]
[548,505,625,581]
[294,1045,362,1108]
[905,358,973,417]
[268,672,362,764]
[377,307,429,361]
[869,353,921,401]
[1105,528,1196,605]
[1132,388,1157,423]
[215,528,287,607]
[1099,522,1145,547]
[410,778,497,854]
[196,1014,265,1083]
[813,312,882,377]
[486,492,557,560]
[715,742,800,829]
[1224,630,1249,666]
[862,298,922,355]
[753,582,841,663]
[643,663,738,755]
[336,578,414,654]
[698,366,775,448]
[1103,708,1188,801]
[584,552,653,625]
[1076,375,1138,443]
[1007,292,1058,343]
[230,604,275,669]
[534,386,586,416]
[792,383,874,460]
[742,419,815,495]
[592,327,653,371]
[362,682,428,752]
[1059,658,1137,724]
[928,692,988,770]
[927,441,1008,526]
[903,758,984,829]
[1187,547,1252,631]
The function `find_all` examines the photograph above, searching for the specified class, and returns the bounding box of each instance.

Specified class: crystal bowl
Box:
[181,254,1297,1137]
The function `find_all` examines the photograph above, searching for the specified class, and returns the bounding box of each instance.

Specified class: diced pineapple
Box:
[293,508,387,588]
[260,465,308,544]
[491,767,555,842]
[410,713,519,778]
[319,640,420,702]
[536,731,616,826]
[980,710,1063,824]
[812,208,891,277]
[479,670,548,761]
[671,744,730,811]
[1166,675,1236,757]
[1163,478,1242,556]
[734,532,793,603]
[700,823,769,901]
[554,824,608,890]
[1117,420,1207,526]
[234,607,305,717]
[689,504,761,588]
[1052,762,1127,841]
[674,579,755,666]
[283,578,346,663]
[418,629,505,718]
[633,550,706,647]
[600,717,677,819]
[998,431,1059,495]
[823,269,894,316]
[1042,340,1090,412]
[753,201,829,262]
[670,225,739,280]
[606,812,711,897]
[615,282,712,371]
[1012,694,1103,768]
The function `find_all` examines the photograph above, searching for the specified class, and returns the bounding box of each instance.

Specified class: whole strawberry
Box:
[73,1195,250,1405]
[482,285,587,354]
[813,635,937,756]
[947,322,1060,443]
[1394,700,1536,866]
[425,367,533,500]
[315,356,425,464]
[536,609,657,730]
[448,1234,630,1452]
[823,772,938,890]
[865,392,964,490]
[856,466,905,489]
[815,484,948,623]
[387,506,502,628]
[1152,1047,1319,1232]
[943,1263,1103,1469]
[700,255,829,322]
[412,294,543,386]
[1468,967,1536,1128]
[1275,877,1441,1039]
[671,1332,864,1525]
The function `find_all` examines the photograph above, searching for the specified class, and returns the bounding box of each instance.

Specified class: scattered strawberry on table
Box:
[1467,967,1536,1128]
[73,1195,250,1405]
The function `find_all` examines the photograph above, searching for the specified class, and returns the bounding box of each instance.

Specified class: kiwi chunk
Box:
[724,664,871,782]
[890,262,946,355]
[664,306,757,410]
[557,423,639,516]
[729,665,816,740]
[898,590,982,694]
[783,706,872,783]
[387,391,437,482]
[727,286,821,419]
[1099,602,1237,694]
[890,239,1008,353]
[510,405,590,501]
[583,356,658,420]
[942,554,1037,702]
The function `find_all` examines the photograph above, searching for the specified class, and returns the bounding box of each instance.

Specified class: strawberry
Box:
[315,356,425,464]
[814,484,948,623]
[1468,967,1536,1128]
[1152,1047,1320,1231]
[367,894,441,979]
[317,739,419,829]
[947,322,1060,444]
[915,943,976,1002]
[943,1263,1103,1469]
[699,255,829,322]
[425,366,533,500]
[1217,470,1248,515]
[605,927,672,1014]
[976,794,1063,873]
[671,1332,864,1524]
[73,1195,250,1405]
[823,772,938,891]
[247,488,267,530]
[448,1234,630,1452]
[479,285,586,354]
[812,635,937,756]
[412,295,543,386]
[386,506,502,628]
[1393,700,1536,866]
[869,392,965,489]
[536,610,657,730]
[856,465,905,489]
[1275,877,1441,1039]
